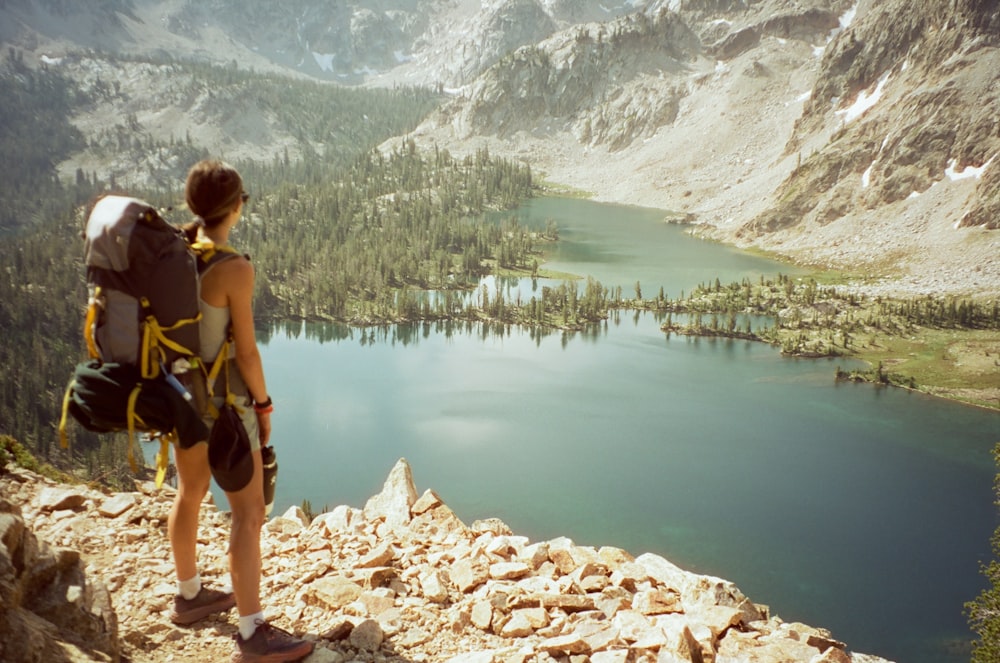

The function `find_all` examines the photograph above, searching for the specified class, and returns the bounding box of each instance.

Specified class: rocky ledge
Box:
[1,458,892,663]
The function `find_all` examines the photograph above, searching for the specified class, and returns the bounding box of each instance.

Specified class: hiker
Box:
[169,159,313,662]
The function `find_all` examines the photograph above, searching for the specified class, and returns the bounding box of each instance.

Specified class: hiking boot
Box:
[232,620,314,663]
[169,585,236,625]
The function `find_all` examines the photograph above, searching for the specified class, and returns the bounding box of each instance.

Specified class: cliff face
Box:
[405,0,1000,297]
[2,459,888,663]
[749,0,1000,235]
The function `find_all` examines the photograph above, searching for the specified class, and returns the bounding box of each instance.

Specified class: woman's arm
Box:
[226,257,271,445]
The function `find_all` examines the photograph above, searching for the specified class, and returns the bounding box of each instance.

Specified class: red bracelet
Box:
[254,396,273,414]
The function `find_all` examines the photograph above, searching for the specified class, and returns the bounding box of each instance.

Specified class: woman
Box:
[167,159,313,662]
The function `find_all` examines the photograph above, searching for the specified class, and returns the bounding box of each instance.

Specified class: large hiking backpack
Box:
[82,195,201,375]
[58,195,235,485]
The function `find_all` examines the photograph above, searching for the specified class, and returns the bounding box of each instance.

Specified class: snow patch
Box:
[836,72,890,124]
[839,5,857,30]
[40,55,63,65]
[313,52,336,72]
[822,2,858,51]
[861,162,875,188]
[945,155,995,181]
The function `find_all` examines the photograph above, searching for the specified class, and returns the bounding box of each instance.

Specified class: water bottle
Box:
[261,445,277,517]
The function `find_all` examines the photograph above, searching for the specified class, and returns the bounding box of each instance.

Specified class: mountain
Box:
[408,0,1000,297]
[1,0,997,298]
[0,0,640,86]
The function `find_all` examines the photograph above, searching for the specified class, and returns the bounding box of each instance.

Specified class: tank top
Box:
[199,296,249,399]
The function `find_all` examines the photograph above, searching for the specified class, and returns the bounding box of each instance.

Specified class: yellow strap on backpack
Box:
[126,384,145,474]
[58,379,74,450]
[154,432,177,489]
[84,287,101,360]
[191,240,239,265]
[139,296,202,379]
[124,384,177,489]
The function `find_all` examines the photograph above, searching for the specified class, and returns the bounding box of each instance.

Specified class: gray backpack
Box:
[60,195,209,484]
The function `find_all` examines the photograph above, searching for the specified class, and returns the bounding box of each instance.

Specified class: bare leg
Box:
[168,442,211,582]
[225,449,265,616]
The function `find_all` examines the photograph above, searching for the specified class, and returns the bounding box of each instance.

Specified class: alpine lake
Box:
[235,197,999,663]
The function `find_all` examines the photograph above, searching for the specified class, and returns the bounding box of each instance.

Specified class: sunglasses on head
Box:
[240,192,249,203]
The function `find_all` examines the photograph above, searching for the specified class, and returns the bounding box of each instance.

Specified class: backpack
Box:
[58,195,238,486]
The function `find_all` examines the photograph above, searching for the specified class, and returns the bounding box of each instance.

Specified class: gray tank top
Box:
[199,300,231,364]
[199,294,249,398]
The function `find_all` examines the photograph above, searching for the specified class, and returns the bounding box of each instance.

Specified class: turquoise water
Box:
[247,198,998,663]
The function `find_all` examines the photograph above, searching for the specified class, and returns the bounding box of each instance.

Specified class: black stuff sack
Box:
[208,404,253,492]
[66,360,208,448]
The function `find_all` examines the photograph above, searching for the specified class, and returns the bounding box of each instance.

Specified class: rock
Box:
[451,558,489,593]
[634,587,683,615]
[418,569,450,603]
[592,651,630,663]
[444,652,497,663]
[470,599,493,630]
[97,494,136,518]
[489,561,531,580]
[812,646,852,663]
[470,518,513,536]
[411,489,443,515]
[1,459,894,663]
[37,487,87,512]
[539,633,590,655]
[307,575,363,610]
[0,499,119,662]
[363,458,417,530]
[349,618,384,651]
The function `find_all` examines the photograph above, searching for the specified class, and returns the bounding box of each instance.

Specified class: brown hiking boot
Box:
[231,620,314,663]
[169,585,236,625]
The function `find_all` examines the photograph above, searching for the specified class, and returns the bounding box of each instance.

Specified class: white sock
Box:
[239,612,265,640]
[178,573,201,601]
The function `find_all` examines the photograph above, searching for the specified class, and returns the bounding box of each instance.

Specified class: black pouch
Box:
[208,403,253,492]
[67,359,208,447]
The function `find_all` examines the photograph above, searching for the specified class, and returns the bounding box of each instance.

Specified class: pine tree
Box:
[968,443,1000,662]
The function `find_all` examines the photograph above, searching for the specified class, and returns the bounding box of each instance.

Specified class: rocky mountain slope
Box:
[3,0,995,296]
[0,0,640,86]
[409,0,1000,297]
[2,458,890,663]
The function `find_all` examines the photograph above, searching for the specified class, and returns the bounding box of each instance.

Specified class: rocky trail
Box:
[1,459,889,663]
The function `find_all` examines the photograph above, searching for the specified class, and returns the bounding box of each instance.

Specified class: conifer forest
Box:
[1,53,998,485]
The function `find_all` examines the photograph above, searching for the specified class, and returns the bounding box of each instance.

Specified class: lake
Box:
[250,198,999,663]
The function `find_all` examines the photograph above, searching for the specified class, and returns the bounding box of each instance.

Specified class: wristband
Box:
[254,396,273,413]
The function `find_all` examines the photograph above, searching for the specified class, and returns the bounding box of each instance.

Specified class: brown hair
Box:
[183,159,243,241]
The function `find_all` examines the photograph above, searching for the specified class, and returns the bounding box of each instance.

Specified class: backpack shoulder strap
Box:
[190,240,249,275]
